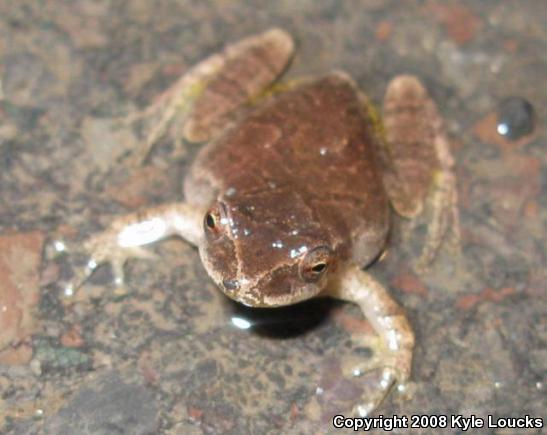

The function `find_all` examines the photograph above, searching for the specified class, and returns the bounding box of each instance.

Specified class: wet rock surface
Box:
[42,371,158,435]
[0,232,44,358]
[0,1,545,434]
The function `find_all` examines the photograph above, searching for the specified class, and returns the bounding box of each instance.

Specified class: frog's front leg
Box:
[60,203,204,291]
[327,265,415,417]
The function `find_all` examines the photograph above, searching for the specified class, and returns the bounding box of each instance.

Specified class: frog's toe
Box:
[352,402,375,418]
[59,231,157,296]
[61,260,100,297]
[109,246,159,285]
[352,367,414,417]
[352,367,398,417]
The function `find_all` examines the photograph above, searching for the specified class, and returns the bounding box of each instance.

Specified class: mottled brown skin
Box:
[59,29,459,418]
[189,75,389,306]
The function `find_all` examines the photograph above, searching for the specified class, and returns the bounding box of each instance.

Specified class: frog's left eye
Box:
[300,246,333,282]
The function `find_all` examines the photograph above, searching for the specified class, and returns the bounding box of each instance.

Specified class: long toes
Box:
[111,260,126,286]
[62,269,91,297]
[378,367,398,390]
[352,368,398,417]
[61,257,101,295]
[353,402,375,418]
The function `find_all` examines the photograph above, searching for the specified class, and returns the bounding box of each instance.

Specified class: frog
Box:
[60,28,459,416]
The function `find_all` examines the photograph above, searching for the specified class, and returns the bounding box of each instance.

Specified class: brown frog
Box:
[61,29,459,416]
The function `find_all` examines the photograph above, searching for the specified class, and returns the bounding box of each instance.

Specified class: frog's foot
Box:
[56,225,159,296]
[351,367,407,417]
[329,266,415,416]
[54,203,203,295]
[381,75,460,267]
[345,344,412,416]
[125,28,294,165]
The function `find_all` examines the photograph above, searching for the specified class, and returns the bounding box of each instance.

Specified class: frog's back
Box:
[186,73,389,265]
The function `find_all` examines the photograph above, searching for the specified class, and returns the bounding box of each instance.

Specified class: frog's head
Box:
[198,193,338,307]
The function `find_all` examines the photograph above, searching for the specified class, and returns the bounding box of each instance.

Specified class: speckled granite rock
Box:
[0,1,545,434]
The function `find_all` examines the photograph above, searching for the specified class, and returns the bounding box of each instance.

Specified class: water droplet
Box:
[53,240,66,252]
[64,285,74,297]
[289,245,308,258]
[496,96,535,140]
[231,316,252,330]
[380,377,391,390]
[87,259,98,270]
[225,187,237,197]
[355,404,372,417]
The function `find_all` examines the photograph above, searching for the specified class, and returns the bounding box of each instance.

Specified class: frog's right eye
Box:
[205,212,216,230]
[204,204,225,237]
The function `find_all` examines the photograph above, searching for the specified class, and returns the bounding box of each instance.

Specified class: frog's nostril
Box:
[222,279,240,292]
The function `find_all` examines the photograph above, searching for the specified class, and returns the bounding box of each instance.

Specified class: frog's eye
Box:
[300,246,333,282]
[203,204,224,237]
[205,212,216,230]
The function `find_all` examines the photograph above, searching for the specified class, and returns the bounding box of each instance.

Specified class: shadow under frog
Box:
[57,29,459,417]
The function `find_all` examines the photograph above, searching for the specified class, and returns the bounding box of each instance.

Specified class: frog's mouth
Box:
[219,277,264,307]
[219,275,323,308]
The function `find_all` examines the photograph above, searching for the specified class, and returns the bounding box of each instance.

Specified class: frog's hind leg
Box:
[381,75,460,268]
[128,28,294,164]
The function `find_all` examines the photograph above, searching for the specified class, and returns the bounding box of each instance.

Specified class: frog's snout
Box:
[222,279,240,292]
[220,278,258,307]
